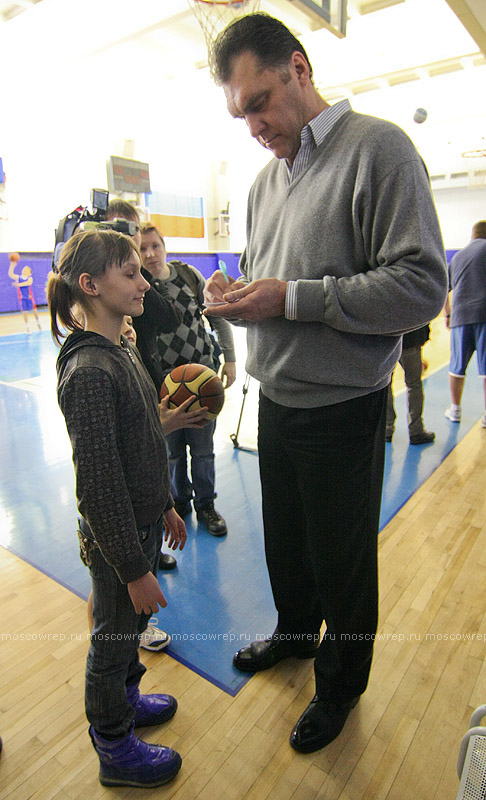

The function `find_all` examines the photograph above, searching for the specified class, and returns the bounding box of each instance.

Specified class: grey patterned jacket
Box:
[57,330,173,584]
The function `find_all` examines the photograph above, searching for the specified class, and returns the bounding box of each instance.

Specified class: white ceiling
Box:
[0,0,485,179]
[0,0,484,71]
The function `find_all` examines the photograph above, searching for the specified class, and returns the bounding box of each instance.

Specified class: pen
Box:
[218,259,230,283]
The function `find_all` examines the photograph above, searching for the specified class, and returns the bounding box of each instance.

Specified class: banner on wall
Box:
[146,191,205,238]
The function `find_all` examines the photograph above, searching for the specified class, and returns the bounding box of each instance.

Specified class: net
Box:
[188,0,261,61]
[462,150,486,190]
[462,149,486,159]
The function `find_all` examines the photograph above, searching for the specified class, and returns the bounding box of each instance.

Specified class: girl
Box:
[8,258,42,332]
[47,229,190,788]
[85,314,187,653]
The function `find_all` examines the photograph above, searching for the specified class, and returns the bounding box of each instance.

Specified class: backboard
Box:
[268,0,347,36]
[291,0,346,36]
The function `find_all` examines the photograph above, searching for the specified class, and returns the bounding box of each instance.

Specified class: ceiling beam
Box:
[355,0,405,14]
[445,0,486,55]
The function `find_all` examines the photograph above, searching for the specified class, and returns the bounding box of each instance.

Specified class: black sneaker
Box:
[409,431,435,445]
[196,504,227,536]
[158,552,177,570]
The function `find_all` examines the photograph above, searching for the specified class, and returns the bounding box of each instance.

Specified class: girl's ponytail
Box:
[46,271,82,345]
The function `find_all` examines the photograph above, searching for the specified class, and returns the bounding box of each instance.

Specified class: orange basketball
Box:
[161,364,225,420]
[8,252,20,263]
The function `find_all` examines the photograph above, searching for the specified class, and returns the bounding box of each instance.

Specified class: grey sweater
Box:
[240,109,448,408]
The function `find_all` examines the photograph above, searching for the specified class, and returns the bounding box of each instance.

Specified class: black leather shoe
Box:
[158,553,177,571]
[290,695,360,753]
[409,430,435,445]
[233,632,320,673]
[196,504,227,536]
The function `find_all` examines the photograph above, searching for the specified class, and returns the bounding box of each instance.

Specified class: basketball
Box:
[161,363,225,420]
[8,252,20,262]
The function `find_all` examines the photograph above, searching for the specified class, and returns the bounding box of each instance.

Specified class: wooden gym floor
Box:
[0,309,485,799]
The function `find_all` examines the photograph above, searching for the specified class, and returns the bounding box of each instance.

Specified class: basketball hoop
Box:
[462,149,486,159]
[187,0,260,61]
[461,149,486,189]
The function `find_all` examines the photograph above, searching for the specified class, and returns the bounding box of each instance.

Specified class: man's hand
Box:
[128,572,167,615]
[204,270,245,305]
[163,507,188,551]
[159,396,211,434]
[203,278,287,323]
[220,361,236,388]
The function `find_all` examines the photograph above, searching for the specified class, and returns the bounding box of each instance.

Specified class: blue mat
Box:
[0,330,484,695]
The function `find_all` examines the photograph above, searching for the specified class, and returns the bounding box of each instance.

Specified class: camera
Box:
[52,188,137,270]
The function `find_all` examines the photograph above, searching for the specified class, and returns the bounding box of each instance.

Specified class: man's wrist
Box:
[285,280,298,320]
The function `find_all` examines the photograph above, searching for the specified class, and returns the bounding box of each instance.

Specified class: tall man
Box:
[444,220,486,426]
[204,13,447,753]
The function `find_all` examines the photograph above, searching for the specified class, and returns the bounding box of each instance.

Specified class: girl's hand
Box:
[128,572,167,615]
[163,507,188,551]
[159,395,211,434]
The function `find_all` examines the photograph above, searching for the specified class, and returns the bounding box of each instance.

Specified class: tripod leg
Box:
[230,373,252,449]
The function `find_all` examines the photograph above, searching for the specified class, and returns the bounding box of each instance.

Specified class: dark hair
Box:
[106,199,140,223]
[47,229,139,344]
[211,12,313,84]
[472,220,486,240]
[140,220,165,246]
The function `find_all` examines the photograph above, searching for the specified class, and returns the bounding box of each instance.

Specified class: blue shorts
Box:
[20,297,33,311]
[449,323,486,377]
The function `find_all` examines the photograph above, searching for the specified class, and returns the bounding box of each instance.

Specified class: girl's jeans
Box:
[80,517,163,738]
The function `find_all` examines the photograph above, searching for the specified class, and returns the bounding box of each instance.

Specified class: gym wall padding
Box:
[0,253,52,314]
[0,251,242,314]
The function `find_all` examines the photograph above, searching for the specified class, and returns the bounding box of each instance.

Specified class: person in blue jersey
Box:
[444,220,486,426]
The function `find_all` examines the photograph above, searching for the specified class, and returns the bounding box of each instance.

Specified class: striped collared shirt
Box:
[285,99,351,319]
[287,99,351,182]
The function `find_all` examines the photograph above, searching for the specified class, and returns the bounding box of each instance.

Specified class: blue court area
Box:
[0,329,484,695]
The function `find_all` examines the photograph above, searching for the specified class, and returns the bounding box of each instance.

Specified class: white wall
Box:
[434,188,486,249]
[0,0,485,256]
[0,51,221,252]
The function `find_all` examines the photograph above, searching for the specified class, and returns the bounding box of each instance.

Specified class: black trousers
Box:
[258,387,387,703]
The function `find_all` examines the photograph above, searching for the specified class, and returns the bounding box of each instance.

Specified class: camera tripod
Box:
[230,373,258,454]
